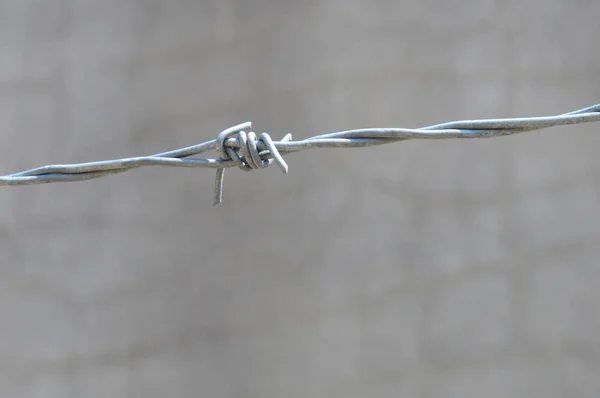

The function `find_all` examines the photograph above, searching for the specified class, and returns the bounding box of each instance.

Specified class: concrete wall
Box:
[1,0,599,396]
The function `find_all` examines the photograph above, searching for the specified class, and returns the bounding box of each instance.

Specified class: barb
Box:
[1,103,599,205]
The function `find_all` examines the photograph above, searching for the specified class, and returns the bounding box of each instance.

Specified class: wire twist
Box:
[1,103,599,205]
[213,122,292,205]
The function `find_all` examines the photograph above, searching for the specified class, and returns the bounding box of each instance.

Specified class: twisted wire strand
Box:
[1,103,599,205]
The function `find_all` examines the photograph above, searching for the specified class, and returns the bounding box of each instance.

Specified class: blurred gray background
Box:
[1,0,599,397]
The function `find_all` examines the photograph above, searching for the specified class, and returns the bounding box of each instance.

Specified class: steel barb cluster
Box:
[1,103,599,205]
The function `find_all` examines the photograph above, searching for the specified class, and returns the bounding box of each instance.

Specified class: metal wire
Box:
[1,103,599,205]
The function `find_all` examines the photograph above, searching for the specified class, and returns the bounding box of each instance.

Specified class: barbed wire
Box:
[1,103,599,205]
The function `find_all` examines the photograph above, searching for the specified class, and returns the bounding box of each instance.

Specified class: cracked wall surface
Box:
[1,0,599,397]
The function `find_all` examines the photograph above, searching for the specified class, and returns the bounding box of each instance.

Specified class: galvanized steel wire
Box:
[1,103,599,204]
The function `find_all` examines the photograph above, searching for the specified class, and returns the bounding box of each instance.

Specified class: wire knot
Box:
[213,122,292,205]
